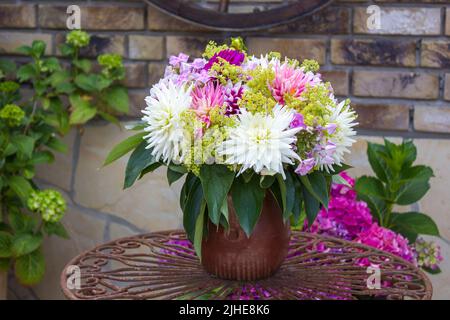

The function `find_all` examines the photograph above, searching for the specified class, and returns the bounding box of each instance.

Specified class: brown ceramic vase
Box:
[201,191,290,281]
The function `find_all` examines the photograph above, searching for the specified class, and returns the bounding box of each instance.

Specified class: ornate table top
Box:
[60,230,432,300]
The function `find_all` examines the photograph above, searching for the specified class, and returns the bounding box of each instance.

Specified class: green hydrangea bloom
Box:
[0,81,20,93]
[210,59,243,85]
[239,67,276,114]
[98,54,123,70]
[66,30,90,48]
[28,189,67,223]
[301,59,320,73]
[0,104,25,127]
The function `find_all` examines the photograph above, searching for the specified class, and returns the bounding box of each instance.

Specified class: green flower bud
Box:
[28,189,67,223]
[301,59,320,73]
[66,30,90,48]
[98,54,123,70]
[230,37,247,52]
[0,104,25,127]
[0,81,20,93]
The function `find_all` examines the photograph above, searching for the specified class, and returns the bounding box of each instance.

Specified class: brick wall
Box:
[1,1,450,300]
[0,0,449,134]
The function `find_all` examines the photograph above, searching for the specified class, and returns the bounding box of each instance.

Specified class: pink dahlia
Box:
[270,63,320,104]
[191,82,225,126]
[224,81,244,115]
[204,49,245,70]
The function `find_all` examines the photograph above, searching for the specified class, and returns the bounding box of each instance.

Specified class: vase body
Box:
[201,192,290,281]
[0,271,6,300]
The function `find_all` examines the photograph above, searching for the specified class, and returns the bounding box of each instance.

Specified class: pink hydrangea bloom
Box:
[270,62,320,104]
[355,224,416,263]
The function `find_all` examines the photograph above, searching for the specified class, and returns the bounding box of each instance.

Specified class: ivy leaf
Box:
[11,233,43,257]
[103,86,129,113]
[124,141,157,189]
[103,132,146,166]
[199,165,235,225]
[14,249,46,286]
[231,175,265,237]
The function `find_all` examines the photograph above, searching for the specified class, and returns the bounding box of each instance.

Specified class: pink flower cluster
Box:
[305,172,416,263]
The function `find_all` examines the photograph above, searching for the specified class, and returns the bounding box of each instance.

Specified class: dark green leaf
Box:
[104,132,146,166]
[422,266,441,275]
[98,111,120,127]
[367,142,389,182]
[299,172,329,209]
[46,137,68,153]
[0,231,13,258]
[75,74,111,92]
[231,175,265,237]
[104,86,129,113]
[0,258,10,271]
[30,151,55,165]
[43,57,60,72]
[8,176,33,205]
[395,180,430,205]
[193,201,206,260]
[392,212,440,238]
[182,178,203,242]
[259,175,275,189]
[17,64,36,82]
[0,58,16,74]
[124,141,157,189]
[31,40,46,58]
[355,176,386,222]
[199,165,235,225]
[167,167,184,186]
[73,59,92,73]
[8,210,37,233]
[11,135,35,159]
[303,187,320,226]
[12,233,43,257]
[14,249,46,286]
[16,45,32,55]
[43,222,69,239]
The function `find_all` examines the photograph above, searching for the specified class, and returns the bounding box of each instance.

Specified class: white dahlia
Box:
[219,105,300,178]
[142,80,192,163]
[321,100,358,171]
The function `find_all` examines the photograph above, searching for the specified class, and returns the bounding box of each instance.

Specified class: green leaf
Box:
[231,175,265,237]
[395,180,430,205]
[11,135,35,159]
[124,141,157,189]
[182,177,203,242]
[75,74,111,92]
[73,59,92,73]
[276,173,295,220]
[332,174,352,187]
[392,212,440,239]
[260,175,275,189]
[43,57,61,72]
[303,187,320,226]
[31,150,55,165]
[167,167,184,186]
[17,64,36,82]
[69,94,97,125]
[299,172,329,209]
[0,231,13,258]
[422,266,441,275]
[8,176,33,205]
[31,40,46,58]
[11,233,43,257]
[0,258,10,271]
[104,86,129,113]
[46,137,68,153]
[8,210,37,233]
[98,111,120,127]
[43,222,69,239]
[199,165,235,225]
[291,178,303,223]
[14,249,46,286]
[400,165,434,182]
[0,58,16,74]
[355,176,386,222]
[104,132,146,166]
[367,142,389,182]
[193,201,206,260]
[16,45,32,56]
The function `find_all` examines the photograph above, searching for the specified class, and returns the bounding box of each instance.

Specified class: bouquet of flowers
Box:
[106,38,358,257]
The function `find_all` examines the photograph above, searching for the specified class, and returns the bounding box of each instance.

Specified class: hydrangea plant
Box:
[0,30,129,285]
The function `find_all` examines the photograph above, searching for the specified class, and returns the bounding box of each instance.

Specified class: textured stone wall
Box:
[0,0,449,299]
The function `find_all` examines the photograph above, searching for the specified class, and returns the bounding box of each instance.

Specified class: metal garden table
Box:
[60,230,432,300]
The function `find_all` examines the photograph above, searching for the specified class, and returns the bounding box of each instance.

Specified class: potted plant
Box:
[106,38,358,280]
